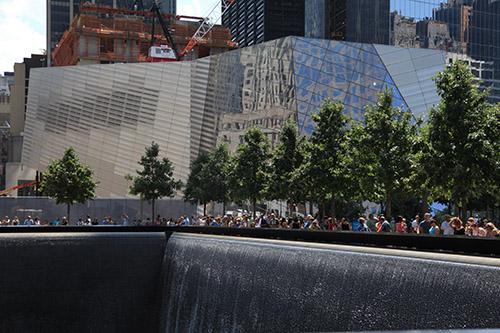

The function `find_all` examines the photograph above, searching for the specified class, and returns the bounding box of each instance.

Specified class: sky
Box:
[0,0,214,75]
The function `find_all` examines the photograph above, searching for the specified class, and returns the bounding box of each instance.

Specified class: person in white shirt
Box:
[411,215,420,233]
[440,215,454,236]
[23,216,34,226]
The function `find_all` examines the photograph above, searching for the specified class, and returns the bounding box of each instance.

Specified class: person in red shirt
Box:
[395,216,407,233]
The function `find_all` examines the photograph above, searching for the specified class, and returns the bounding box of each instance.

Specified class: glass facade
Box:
[314,0,499,101]
[222,0,304,47]
[305,0,328,39]
[23,37,445,196]
[347,0,391,44]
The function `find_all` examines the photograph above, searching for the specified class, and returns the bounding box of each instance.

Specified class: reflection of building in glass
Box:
[345,0,390,44]
[22,37,446,197]
[467,0,500,101]
[305,0,329,39]
[305,0,390,43]
[222,0,304,47]
[433,0,472,52]
[390,14,419,48]
[416,19,453,51]
[301,0,499,101]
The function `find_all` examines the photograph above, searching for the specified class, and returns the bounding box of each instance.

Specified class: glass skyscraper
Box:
[222,0,304,47]
[304,0,499,101]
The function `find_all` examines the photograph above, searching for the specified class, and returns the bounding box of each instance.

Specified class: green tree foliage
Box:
[269,119,306,205]
[128,142,182,219]
[348,89,419,218]
[424,61,500,216]
[184,152,211,214]
[232,127,271,218]
[300,100,350,216]
[184,144,232,215]
[206,144,232,212]
[39,147,96,223]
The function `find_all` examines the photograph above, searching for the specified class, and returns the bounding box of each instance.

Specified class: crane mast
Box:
[150,1,179,61]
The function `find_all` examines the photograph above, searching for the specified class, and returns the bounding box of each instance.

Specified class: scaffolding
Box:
[52,3,237,66]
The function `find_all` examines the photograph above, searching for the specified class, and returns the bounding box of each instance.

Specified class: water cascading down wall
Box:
[0,232,498,333]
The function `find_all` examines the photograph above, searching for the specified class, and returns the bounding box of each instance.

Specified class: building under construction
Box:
[52,2,237,66]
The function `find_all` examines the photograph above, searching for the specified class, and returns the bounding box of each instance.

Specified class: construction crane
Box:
[147,0,236,62]
[0,181,38,197]
[148,1,179,61]
[179,0,236,58]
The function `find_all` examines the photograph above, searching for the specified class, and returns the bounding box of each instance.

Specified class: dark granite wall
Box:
[0,233,166,333]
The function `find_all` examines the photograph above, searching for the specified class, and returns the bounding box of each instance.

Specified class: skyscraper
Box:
[304,0,390,43]
[345,0,390,44]
[222,0,304,47]
[46,0,176,65]
[307,0,499,102]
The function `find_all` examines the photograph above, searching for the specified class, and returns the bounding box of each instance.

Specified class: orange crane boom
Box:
[179,0,236,58]
[0,181,38,196]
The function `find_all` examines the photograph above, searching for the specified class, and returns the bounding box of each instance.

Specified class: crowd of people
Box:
[164,212,499,237]
[1,212,498,238]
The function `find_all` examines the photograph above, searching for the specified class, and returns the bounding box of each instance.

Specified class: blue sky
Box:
[0,0,214,74]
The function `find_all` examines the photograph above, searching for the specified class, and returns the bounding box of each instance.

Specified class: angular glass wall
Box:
[389,0,499,101]
[292,37,442,134]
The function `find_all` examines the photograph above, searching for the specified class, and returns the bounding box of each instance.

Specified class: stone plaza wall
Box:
[0,197,196,222]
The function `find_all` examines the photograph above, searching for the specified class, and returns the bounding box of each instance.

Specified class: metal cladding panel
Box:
[23,37,446,197]
[23,61,195,197]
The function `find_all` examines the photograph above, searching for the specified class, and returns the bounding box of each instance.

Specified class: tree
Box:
[184,152,211,215]
[184,144,232,215]
[128,142,182,219]
[268,119,306,208]
[232,127,271,218]
[348,89,419,219]
[206,144,232,213]
[39,147,96,223]
[300,99,350,217]
[424,61,499,217]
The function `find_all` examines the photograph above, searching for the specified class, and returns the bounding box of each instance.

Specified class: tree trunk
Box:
[151,198,155,221]
[203,203,207,216]
[222,201,226,216]
[253,199,257,220]
[67,203,71,225]
[139,195,144,221]
[457,201,468,221]
[421,196,429,214]
[331,200,336,218]
[386,190,392,219]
